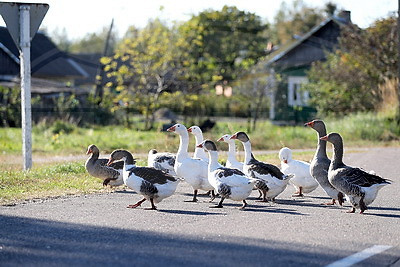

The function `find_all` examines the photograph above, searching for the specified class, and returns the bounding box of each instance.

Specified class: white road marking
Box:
[326,245,392,267]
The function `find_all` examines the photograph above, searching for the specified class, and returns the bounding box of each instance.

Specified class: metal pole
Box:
[397,0,400,123]
[19,5,32,170]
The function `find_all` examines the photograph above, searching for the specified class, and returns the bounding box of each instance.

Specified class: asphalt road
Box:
[1,147,399,266]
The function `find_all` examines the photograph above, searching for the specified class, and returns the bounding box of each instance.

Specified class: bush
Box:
[51,120,76,134]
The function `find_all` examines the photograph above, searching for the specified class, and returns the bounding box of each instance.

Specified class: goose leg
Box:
[322,199,336,205]
[210,197,224,208]
[256,190,268,202]
[185,189,199,202]
[346,207,356,213]
[144,198,157,210]
[359,196,367,214]
[292,187,304,197]
[239,200,247,210]
[127,198,146,208]
[337,192,344,206]
[209,190,216,202]
[256,189,262,199]
[103,177,117,186]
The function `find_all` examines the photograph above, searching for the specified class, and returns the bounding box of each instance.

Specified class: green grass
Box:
[0,112,398,205]
[0,161,104,205]
[1,112,398,157]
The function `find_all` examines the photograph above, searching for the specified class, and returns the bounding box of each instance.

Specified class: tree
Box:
[177,5,268,90]
[49,24,118,54]
[304,15,398,116]
[48,27,72,52]
[268,0,335,45]
[69,25,118,54]
[102,19,182,130]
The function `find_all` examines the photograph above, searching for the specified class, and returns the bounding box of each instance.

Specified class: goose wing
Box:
[341,167,390,187]
[248,159,284,180]
[97,158,124,170]
[129,167,177,184]
[214,167,252,187]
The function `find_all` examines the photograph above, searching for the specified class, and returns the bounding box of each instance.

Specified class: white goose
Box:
[279,147,319,197]
[108,149,179,210]
[167,123,214,202]
[231,132,292,202]
[147,149,177,176]
[197,140,256,209]
[188,125,208,162]
[321,133,391,214]
[217,134,244,171]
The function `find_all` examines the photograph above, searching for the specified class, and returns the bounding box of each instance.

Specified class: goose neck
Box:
[193,134,203,145]
[227,141,237,161]
[242,141,252,164]
[90,151,99,161]
[331,141,344,169]
[207,151,220,171]
[177,131,190,158]
[316,130,328,159]
[124,152,136,166]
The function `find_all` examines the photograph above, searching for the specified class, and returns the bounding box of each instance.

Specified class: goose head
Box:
[188,126,203,138]
[107,149,136,165]
[196,140,217,152]
[320,132,343,145]
[305,120,326,134]
[217,134,231,143]
[279,147,292,164]
[230,132,250,143]
[166,123,187,134]
[86,144,99,155]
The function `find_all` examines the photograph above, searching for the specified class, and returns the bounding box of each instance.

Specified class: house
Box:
[0,26,87,82]
[0,26,90,125]
[68,53,102,87]
[261,11,352,124]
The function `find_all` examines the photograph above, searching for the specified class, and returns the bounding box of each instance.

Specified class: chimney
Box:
[337,10,351,24]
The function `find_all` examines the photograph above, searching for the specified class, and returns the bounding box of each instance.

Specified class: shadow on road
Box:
[364,213,400,218]
[0,215,341,266]
[158,209,224,216]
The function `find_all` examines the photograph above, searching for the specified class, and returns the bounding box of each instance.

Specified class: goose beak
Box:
[305,121,314,127]
[166,125,176,132]
[217,137,224,142]
[230,134,237,140]
[196,144,203,148]
[86,149,92,155]
[188,127,193,133]
[320,135,328,141]
[106,158,114,166]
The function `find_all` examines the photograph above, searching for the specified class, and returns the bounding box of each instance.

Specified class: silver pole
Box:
[19,5,32,170]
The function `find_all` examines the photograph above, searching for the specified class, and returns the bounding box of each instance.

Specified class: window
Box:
[288,76,309,106]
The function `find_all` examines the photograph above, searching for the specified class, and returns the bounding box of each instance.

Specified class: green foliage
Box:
[0,86,21,127]
[50,25,118,54]
[177,5,268,87]
[103,19,182,130]
[304,53,378,116]
[1,113,397,158]
[51,120,76,134]
[268,0,329,45]
[304,16,397,116]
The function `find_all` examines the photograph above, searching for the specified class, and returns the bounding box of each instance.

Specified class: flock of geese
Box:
[85,120,391,214]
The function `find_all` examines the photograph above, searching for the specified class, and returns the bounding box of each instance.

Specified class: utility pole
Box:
[397,0,400,123]
[94,18,114,103]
